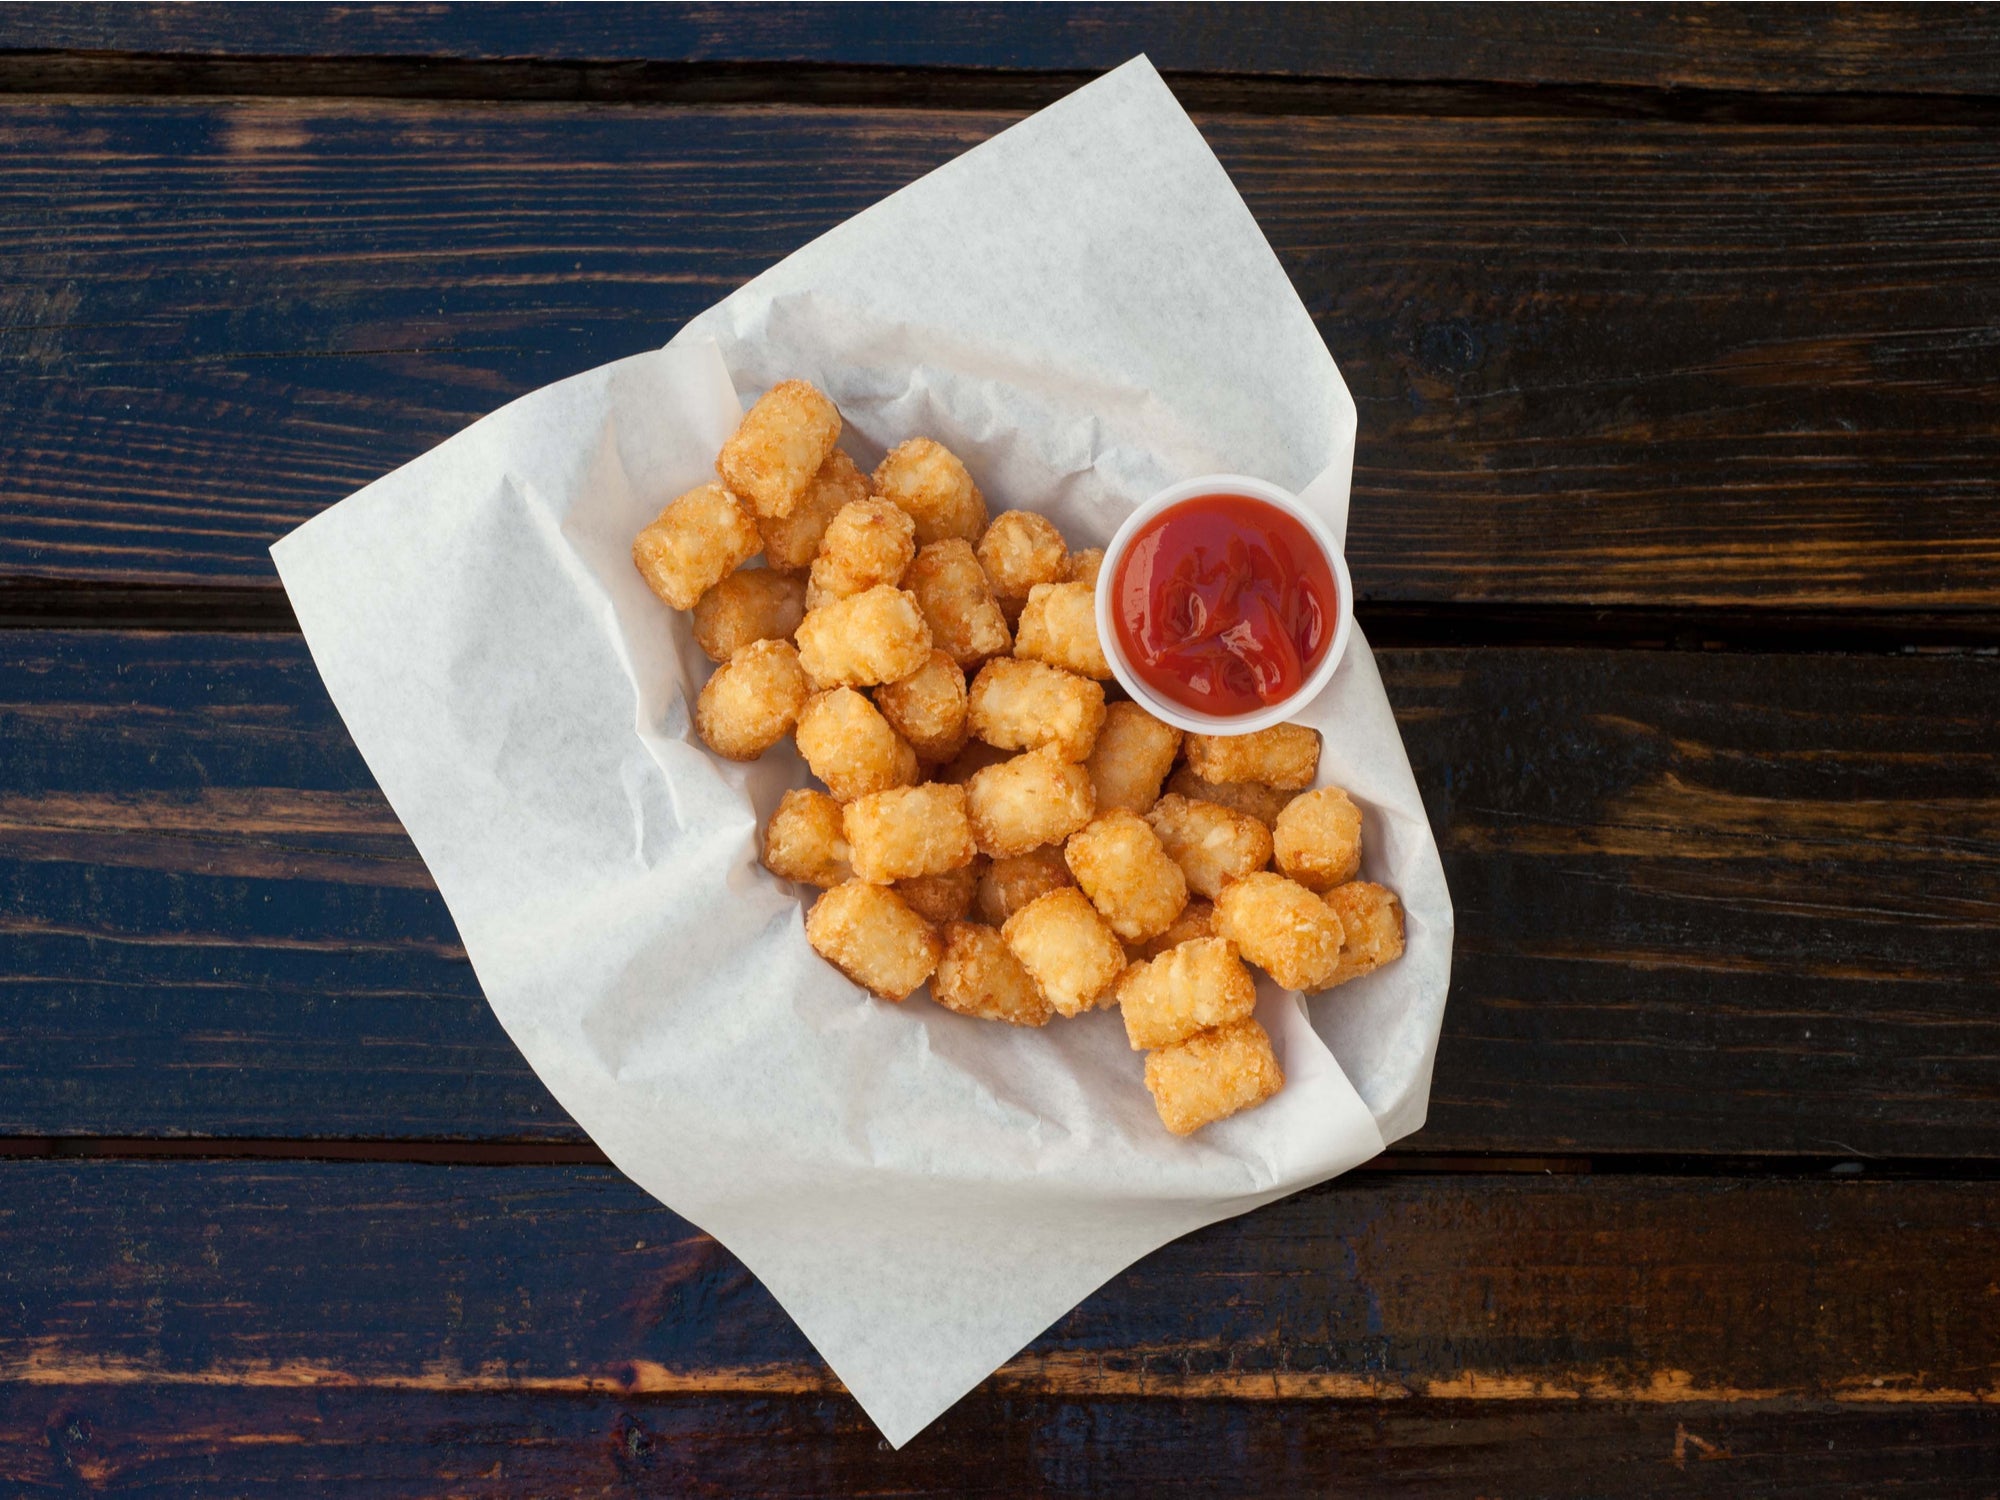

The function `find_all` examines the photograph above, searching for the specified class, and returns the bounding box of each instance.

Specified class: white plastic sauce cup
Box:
[1094,473,1353,737]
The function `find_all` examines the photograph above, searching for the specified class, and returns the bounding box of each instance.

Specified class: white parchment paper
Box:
[271,57,1453,1446]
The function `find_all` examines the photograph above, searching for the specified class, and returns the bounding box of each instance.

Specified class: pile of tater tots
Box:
[633,379,1405,1136]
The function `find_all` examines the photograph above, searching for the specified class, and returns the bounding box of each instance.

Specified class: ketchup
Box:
[1112,493,1336,716]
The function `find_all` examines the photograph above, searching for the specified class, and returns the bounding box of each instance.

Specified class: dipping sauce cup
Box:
[1096,473,1353,736]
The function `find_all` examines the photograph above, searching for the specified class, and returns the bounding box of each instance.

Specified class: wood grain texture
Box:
[57,1395,2000,1498]
[3,629,1994,1154]
[3,99,2000,609]
[3,2,1998,99]
[13,1393,2000,1499]
[0,1162,1994,1491]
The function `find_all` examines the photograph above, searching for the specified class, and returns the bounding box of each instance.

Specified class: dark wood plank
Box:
[3,2,1997,100]
[3,629,1995,1155]
[8,1390,1995,1497]
[4,99,2000,610]
[0,1162,1994,1491]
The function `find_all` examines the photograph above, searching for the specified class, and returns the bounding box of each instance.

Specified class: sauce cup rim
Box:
[1093,473,1354,737]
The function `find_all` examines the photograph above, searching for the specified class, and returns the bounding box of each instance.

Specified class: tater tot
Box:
[896,857,985,925]
[1164,767,1293,828]
[794,585,933,687]
[1144,1017,1284,1135]
[842,783,977,885]
[762,788,852,888]
[874,649,968,763]
[1184,724,1321,791]
[1067,548,1105,588]
[809,497,916,602]
[794,688,919,802]
[1063,810,1188,944]
[695,639,808,761]
[936,739,1011,786]
[1273,786,1364,892]
[975,846,1075,926]
[965,746,1095,858]
[873,437,988,545]
[1133,897,1215,960]
[904,539,1012,668]
[805,880,940,1002]
[933,921,1053,1027]
[1145,794,1274,899]
[1014,581,1112,679]
[691,569,807,663]
[1118,936,1259,1050]
[1085,702,1183,814]
[977,510,1068,618]
[967,658,1106,762]
[1322,880,1405,988]
[717,379,842,520]
[633,483,762,611]
[1001,887,1126,1017]
[761,449,867,572]
[1213,872,1345,992]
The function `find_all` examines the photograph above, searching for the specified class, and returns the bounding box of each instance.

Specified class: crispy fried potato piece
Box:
[873,437,988,545]
[1144,1017,1283,1135]
[842,783,977,884]
[967,658,1106,762]
[974,846,1076,926]
[1214,871,1345,991]
[760,449,868,572]
[809,497,916,603]
[1118,936,1258,1050]
[794,585,933,687]
[1322,880,1405,988]
[965,746,1095,857]
[1086,701,1182,814]
[1184,724,1321,791]
[1014,581,1111,679]
[1132,897,1215,960]
[874,649,968,763]
[905,538,1012,668]
[1067,547,1105,589]
[1273,786,1363,891]
[935,739,1011,786]
[1064,810,1188,944]
[762,788,852,888]
[1164,767,1293,828]
[695,639,808,760]
[1001,886,1126,1017]
[805,880,940,1001]
[718,379,842,519]
[896,857,985,925]
[977,510,1069,617]
[691,569,808,663]
[633,483,762,611]
[933,921,1053,1027]
[794,688,919,802]
[1145,793,1274,900]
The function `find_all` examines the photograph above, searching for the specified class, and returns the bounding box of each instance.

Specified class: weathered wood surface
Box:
[4,2,1998,103]
[0,1162,1994,1493]
[16,1392,1999,1500]
[4,629,1994,1155]
[11,1392,1997,1498]
[1,13,1995,1488]
[4,100,2000,610]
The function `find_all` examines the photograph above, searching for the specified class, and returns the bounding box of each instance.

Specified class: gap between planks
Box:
[5,56,2000,127]
[5,584,2000,655]
[4,1138,1996,1180]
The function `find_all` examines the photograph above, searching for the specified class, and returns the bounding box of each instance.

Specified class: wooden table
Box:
[2,5,1996,1492]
